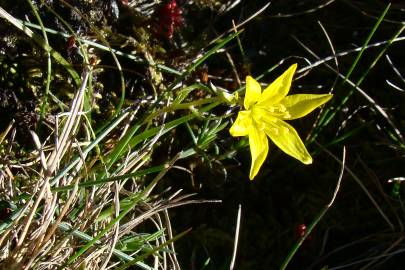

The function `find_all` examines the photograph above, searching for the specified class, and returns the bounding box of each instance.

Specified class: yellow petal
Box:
[279,94,333,120]
[229,111,252,137]
[244,76,262,110]
[248,124,268,180]
[263,116,312,165]
[257,64,297,107]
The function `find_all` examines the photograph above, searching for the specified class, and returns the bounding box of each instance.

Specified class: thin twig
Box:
[318,143,395,230]
[270,0,336,18]
[229,204,242,270]
[306,21,339,140]
[208,2,271,46]
[294,30,405,144]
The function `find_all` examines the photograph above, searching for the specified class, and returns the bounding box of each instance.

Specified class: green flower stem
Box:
[144,97,219,123]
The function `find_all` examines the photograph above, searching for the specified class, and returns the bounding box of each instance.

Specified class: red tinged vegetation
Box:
[66,36,76,50]
[295,223,307,238]
[0,207,12,220]
[295,223,313,245]
[158,0,184,39]
[89,57,97,66]
[0,201,13,221]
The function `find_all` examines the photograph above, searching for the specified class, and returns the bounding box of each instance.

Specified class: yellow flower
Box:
[229,64,333,180]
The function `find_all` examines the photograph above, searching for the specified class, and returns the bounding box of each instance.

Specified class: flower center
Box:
[250,106,291,135]
[268,104,291,119]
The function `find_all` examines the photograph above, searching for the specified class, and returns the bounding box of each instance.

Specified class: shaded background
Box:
[168,1,405,269]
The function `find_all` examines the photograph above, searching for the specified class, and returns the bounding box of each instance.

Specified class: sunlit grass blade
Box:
[63,154,179,267]
[57,222,154,269]
[51,110,130,184]
[52,164,165,192]
[129,102,220,148]
[102,101,220,176]
[116,229,191,270]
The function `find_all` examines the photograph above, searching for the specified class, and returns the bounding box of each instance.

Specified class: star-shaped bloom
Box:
[230,64,333,180]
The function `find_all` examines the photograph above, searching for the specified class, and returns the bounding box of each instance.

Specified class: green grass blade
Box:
[17,19,182,75]
[63,154,179,267]
[26,0,52,118]
[59,0,126,115]
[342,4,391,86]
[310,4,391,142]
[52,164,165,192]
[50,110,130,185]
[167,31,242,92]
[313,23,405,144]
[280,148,345,270]
[116,229,191,270]
[129,102,220,148]
[0,6,81,86]
[57,222,155,268]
